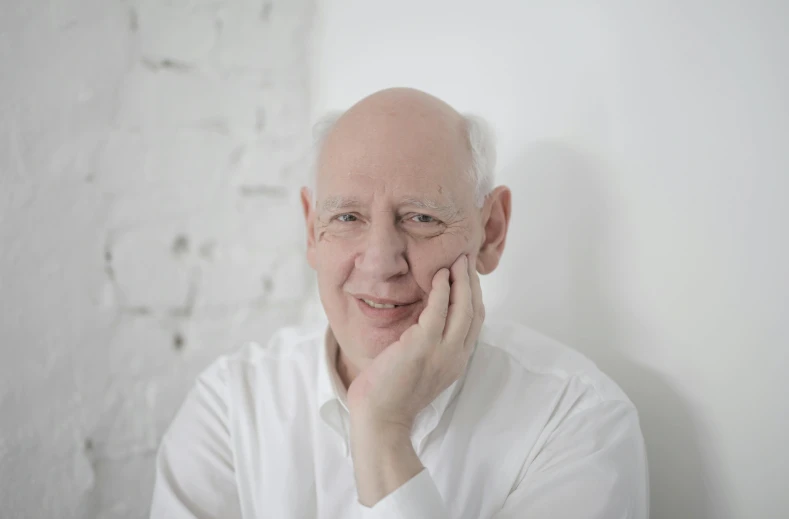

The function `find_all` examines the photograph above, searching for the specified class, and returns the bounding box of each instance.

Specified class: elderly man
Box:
[150,88,649,518]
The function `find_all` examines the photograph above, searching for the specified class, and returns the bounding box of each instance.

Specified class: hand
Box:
[347,254,485,431]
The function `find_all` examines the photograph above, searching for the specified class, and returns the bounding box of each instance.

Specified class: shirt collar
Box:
[316,327,348,409]
[316,327,351,455]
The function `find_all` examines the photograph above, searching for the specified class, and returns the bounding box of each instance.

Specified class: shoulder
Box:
[196,324,326,392]
[473,320,633,407]
[466,321,646,483]
[152,326,328,517]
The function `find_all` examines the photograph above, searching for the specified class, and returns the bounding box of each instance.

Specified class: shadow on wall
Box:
[492,141,731,519]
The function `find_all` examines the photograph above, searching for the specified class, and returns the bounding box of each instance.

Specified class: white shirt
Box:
[150,320,649,518]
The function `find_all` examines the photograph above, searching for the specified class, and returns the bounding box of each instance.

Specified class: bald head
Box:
[321,88,470,196]
[310,88,496,207]
[337,87,466,141]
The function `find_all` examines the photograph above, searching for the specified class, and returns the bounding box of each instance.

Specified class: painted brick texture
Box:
[0,1,315,517]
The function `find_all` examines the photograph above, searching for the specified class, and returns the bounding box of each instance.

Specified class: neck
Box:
[335,348,361,390]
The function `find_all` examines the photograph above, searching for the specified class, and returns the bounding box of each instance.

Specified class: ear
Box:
[300,187,317,270]
[476,186,512,275]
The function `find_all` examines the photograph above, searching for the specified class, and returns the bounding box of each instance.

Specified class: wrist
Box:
[350,418,423,507]
[350,410,412,439]
[350,415,414,465]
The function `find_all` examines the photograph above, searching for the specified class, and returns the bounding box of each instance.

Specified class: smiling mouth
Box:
[360,298,406,309]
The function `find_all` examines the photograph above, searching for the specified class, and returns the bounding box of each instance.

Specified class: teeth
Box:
[363,299,397,309]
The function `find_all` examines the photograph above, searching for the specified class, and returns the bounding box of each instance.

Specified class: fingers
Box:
[464,256,485,353]
[444,255,474,342]
[418,267,451,340]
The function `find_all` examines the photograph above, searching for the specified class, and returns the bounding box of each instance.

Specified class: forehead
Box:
[316,109,474,206]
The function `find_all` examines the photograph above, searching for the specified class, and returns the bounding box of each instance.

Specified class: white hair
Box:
[308,110,497,207]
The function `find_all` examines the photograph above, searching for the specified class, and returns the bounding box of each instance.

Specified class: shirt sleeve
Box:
[150,360,242,519]
[495,400,649,519]
[358,468,449,519]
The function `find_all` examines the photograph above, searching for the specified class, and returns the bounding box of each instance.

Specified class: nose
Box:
[355,218,409,281]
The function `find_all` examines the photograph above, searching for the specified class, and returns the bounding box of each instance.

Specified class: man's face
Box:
[303,101,484,372]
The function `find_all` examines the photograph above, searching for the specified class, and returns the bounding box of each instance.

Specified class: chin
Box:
[358,322,412,356]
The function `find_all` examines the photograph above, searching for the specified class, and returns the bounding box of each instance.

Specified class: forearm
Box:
[350,418,424,507]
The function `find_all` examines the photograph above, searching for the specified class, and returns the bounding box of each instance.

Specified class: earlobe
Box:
[476,251,497,275]
[475,255,491,275]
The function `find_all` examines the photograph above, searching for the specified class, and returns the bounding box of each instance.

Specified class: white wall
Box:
[312,1,788,518]
[0,1,315,517]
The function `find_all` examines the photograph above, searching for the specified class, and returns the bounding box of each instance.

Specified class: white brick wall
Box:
[0,1,316,517]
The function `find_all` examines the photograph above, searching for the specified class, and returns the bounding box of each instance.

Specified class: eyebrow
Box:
[321,195,362,213]
[400,197,461,219]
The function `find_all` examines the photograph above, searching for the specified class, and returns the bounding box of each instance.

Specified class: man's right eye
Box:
[336,214,358,222]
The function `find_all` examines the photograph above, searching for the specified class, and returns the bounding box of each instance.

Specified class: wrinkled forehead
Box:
[316,109,475,207]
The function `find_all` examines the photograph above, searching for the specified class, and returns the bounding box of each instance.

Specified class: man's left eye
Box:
[411,214,436,224]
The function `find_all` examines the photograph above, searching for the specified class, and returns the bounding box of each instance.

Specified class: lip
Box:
[352,295,419,323]
[353,294,417,306]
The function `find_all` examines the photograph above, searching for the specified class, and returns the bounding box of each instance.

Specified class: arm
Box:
[352,421,447,519]
[349,255,481,517]
[150,361,242,519]
[351,419,424,507]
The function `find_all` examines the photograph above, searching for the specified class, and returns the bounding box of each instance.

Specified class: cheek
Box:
[407,237,466,288]
[316,240,356,288]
